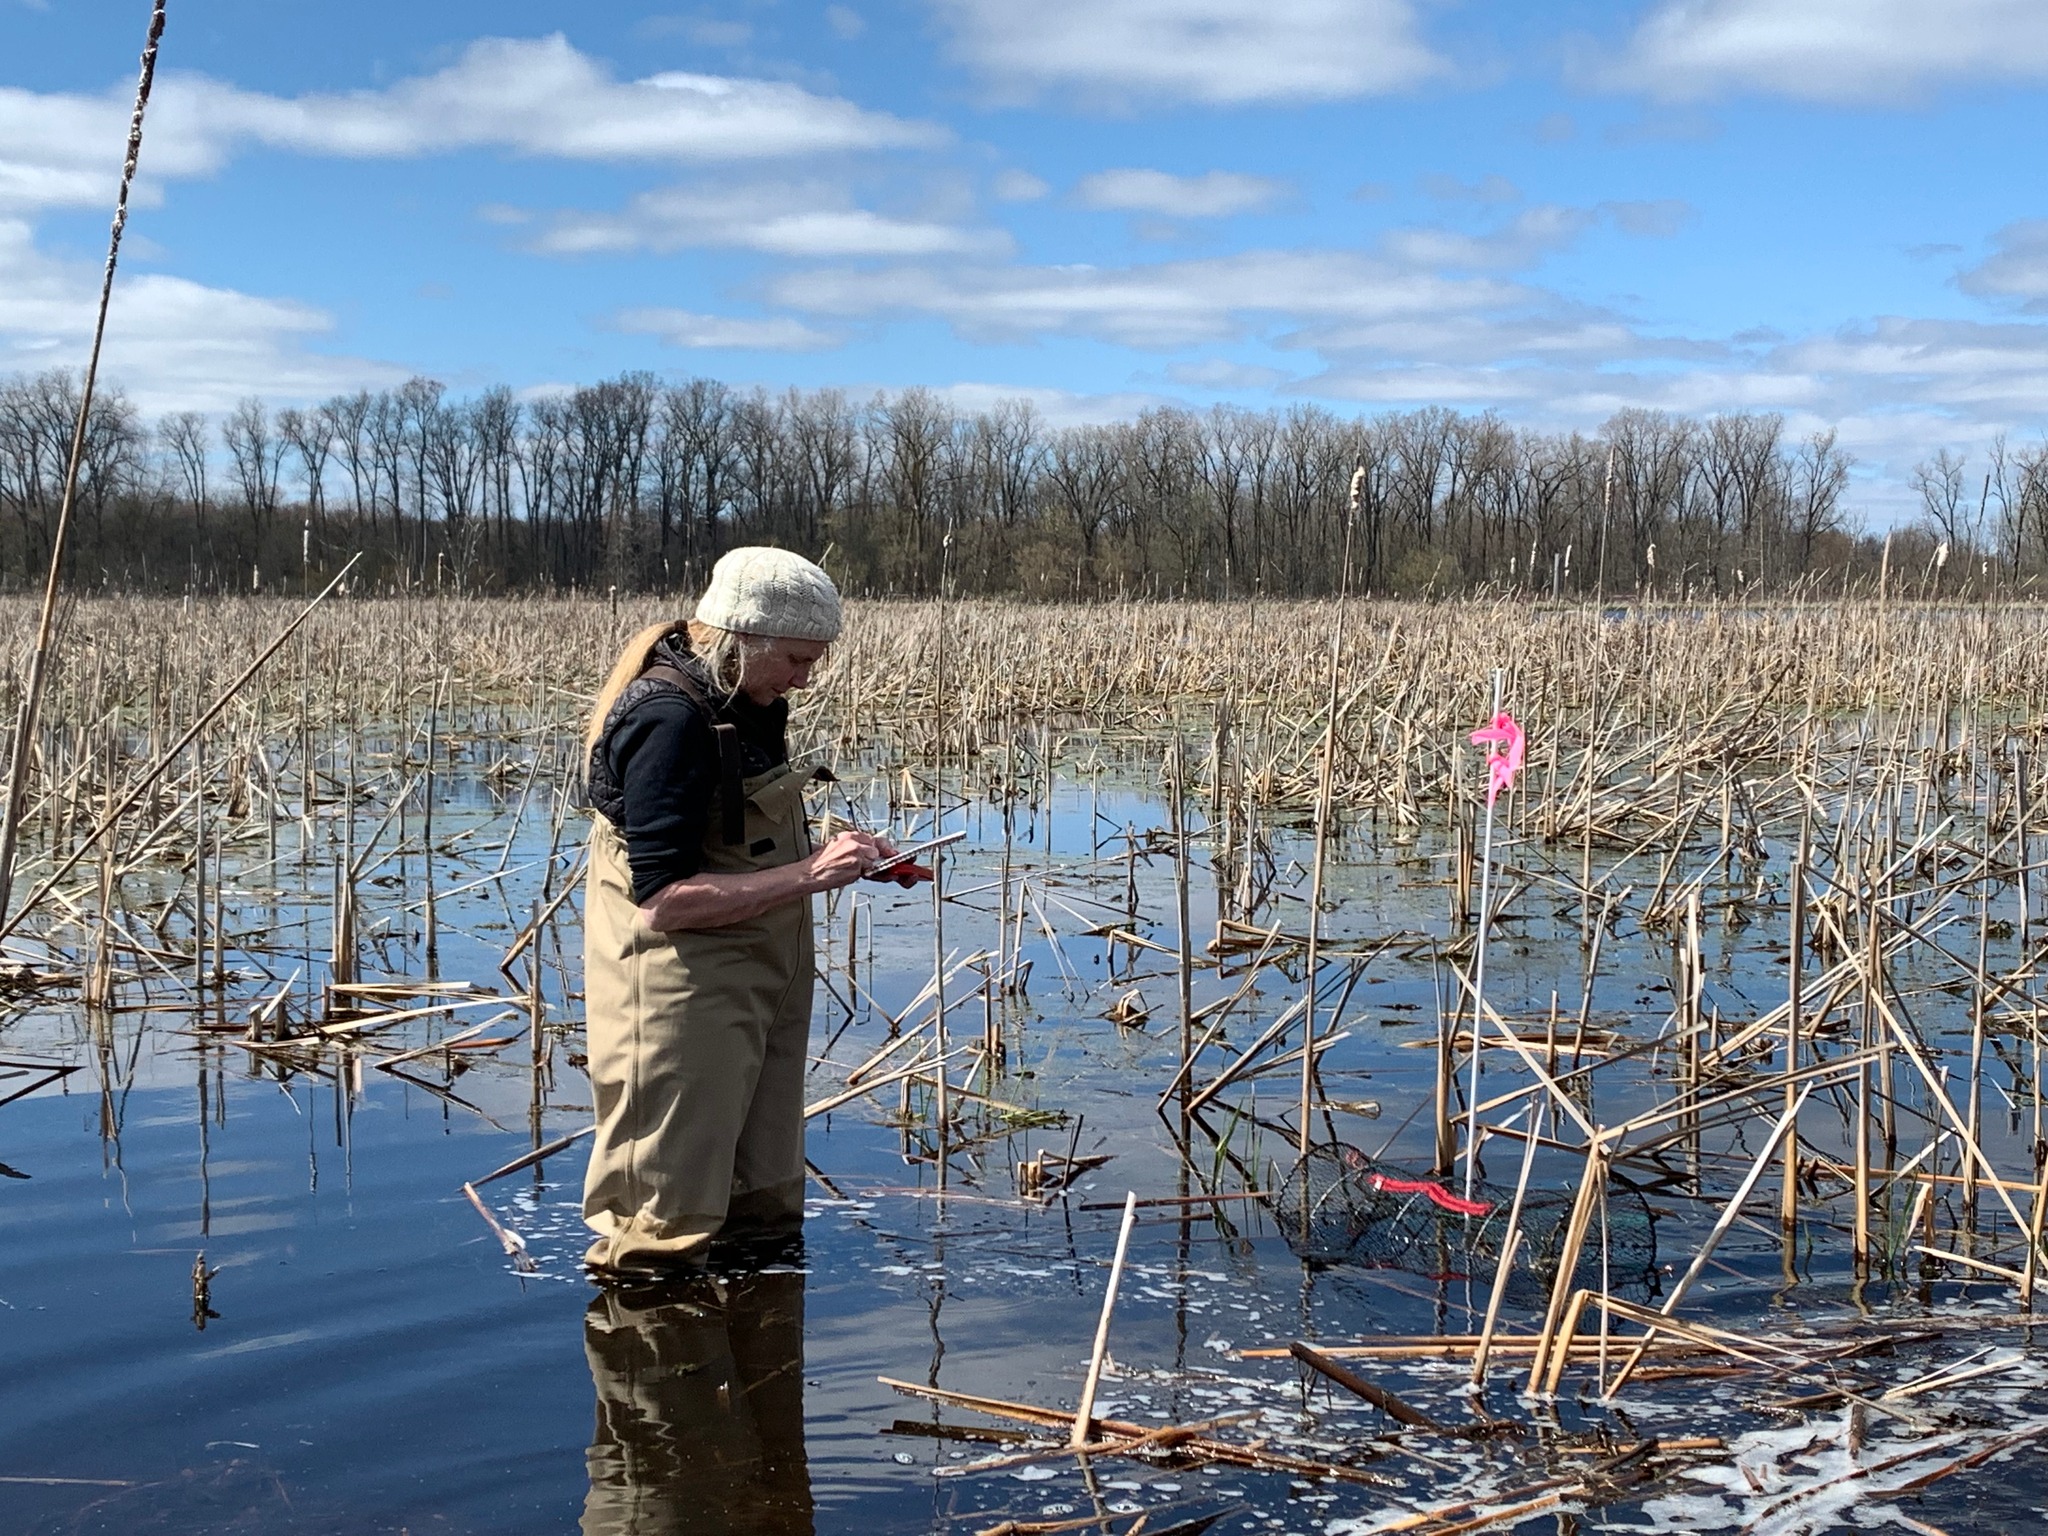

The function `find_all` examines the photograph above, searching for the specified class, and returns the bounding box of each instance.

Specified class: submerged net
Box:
[1266,1143,1658,1298]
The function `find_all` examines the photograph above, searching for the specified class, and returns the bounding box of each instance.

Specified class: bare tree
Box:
[1045,425,1122,592]
[1790,429,1852,572]
[1912,447,1973,554]
[880,388,954,589]
[319,392,376,543]
[278,406,332,532]
[158,409,211,538]
[221,396,287,550]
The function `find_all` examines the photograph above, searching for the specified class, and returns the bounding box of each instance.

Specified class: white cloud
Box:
[196,35,940,160]
[757,198,2048,500]
[1370,201,1692,273]
[1960,221,2048,310]
[0,78,222,212]
[763,205,1707,353]
[770,247,1547,349]
[927,0,1445,107]
[612,306,841,351]
[825,5,867,39]
[1606,0,2048,103]
[992,169,1050,202]
[1302,313,2048,508]
[0,34,943,212]
[533,181,1009,258]
[0,220,396,413]
[1381,206,1597,272]
[1771,316,2048,414]
[1075,168,1287,217]
[929,380,1169,427]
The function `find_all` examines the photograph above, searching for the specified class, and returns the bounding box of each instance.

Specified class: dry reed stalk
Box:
[461,1181,536,1272]
[1288,1340,1442,1429]
[0,1,165,924]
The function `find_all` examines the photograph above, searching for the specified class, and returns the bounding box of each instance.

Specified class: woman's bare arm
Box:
[637,830,889,932]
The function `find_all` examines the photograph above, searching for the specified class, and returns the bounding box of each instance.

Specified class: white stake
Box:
[1465,667,1504,1199]
[1071,1190,1138,1447]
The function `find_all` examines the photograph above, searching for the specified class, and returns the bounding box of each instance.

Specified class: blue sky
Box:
[6,0,2048,518]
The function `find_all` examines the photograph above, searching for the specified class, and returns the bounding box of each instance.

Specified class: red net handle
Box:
[1363,1172,1493,1218]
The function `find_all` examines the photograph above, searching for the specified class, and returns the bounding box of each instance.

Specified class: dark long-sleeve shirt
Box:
[600,682,790,905]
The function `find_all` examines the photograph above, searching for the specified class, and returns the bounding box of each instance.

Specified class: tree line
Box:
[1,366,2038,599]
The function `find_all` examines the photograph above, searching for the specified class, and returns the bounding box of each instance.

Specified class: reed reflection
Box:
[581,1269,812,1536]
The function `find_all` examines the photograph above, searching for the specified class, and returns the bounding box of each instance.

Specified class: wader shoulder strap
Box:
[641,661,746,846]
[713,724,744,846]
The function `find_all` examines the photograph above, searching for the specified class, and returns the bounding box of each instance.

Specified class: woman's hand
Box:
[639,830,918,931]
[806,830,888,892]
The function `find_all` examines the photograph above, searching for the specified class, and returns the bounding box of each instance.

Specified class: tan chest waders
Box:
[581,758,816,1273]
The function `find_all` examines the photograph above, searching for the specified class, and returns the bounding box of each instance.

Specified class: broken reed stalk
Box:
[1854,882,1875,1278]
[883,1375,1388,1486]
[423,678,439,962]
[1470,1098,1545,1390]
[1156,922,1281,1110]
[1527,1143,1606,1396]
[467,1122,594,1188]
[2024,1146,2048,1306]
[1965,887,1990,1226]
[0,0,165,927]
[1071,1190,1137,1448]
[527,899,544,1064]
[1289,1340,1441,1429]
[461,1181,535,1273]
[1603,1085,1812,1398]
[192,732,206,1000]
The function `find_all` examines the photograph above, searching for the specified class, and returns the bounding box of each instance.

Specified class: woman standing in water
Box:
[579,547,922,1275]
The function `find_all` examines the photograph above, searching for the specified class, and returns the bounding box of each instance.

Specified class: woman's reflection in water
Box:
[582,1268,813,1535]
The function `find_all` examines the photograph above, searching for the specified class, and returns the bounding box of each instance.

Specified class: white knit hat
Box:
[694,546,842,642]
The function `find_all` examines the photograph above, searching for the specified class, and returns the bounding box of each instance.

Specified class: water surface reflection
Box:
[583,1270,812,1536]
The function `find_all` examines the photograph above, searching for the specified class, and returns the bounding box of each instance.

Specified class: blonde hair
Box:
[584,619,771,758]
[586,620,687,756]
[685,619,752,695]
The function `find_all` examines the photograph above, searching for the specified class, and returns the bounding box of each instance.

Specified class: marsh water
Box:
[4,725,2048,1535]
